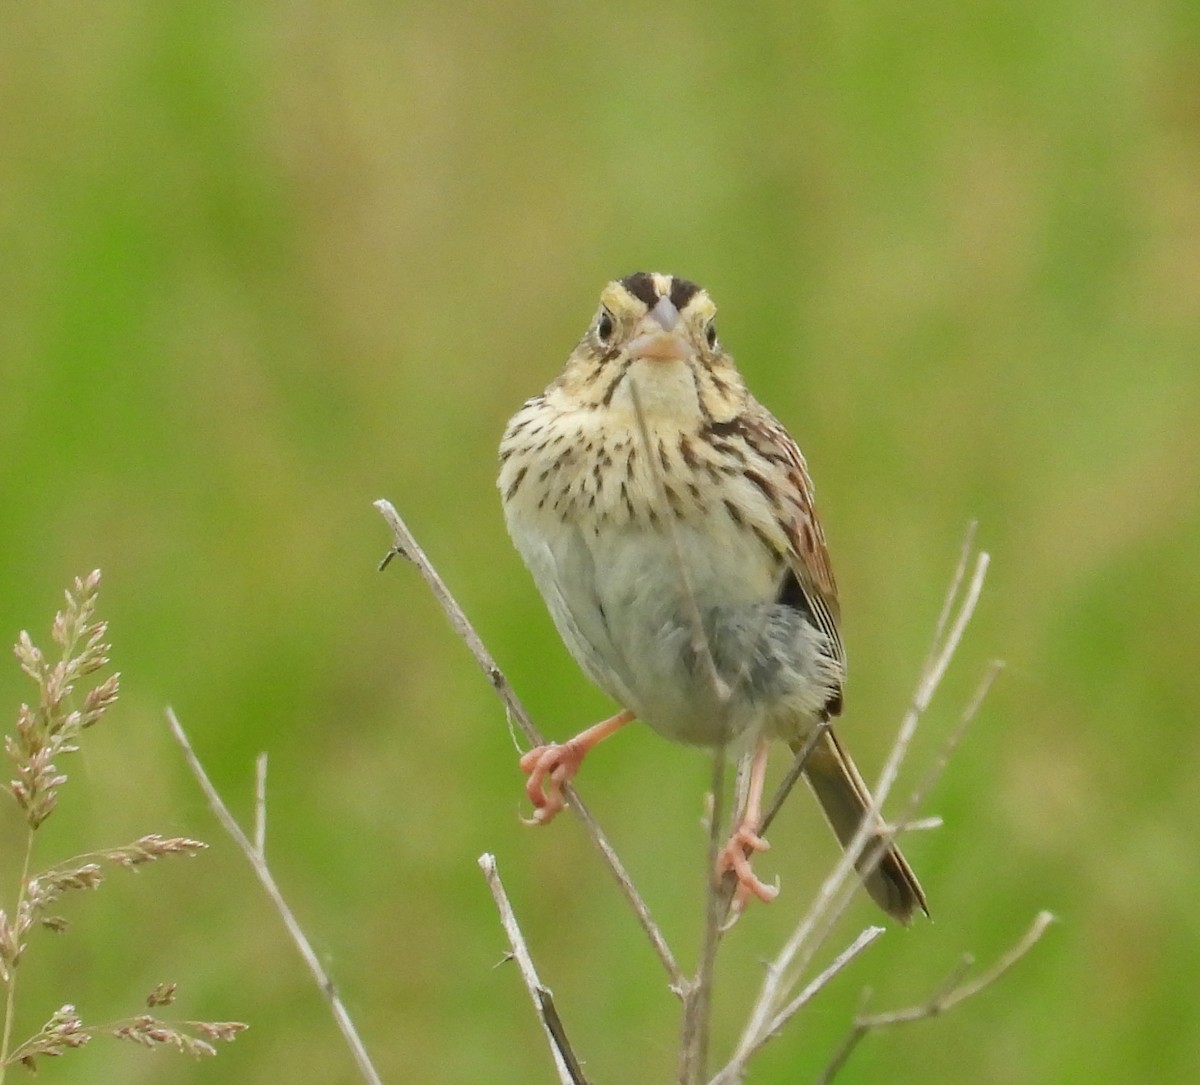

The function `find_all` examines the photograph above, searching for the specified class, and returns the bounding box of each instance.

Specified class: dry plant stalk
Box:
[478,854,590,1085]
[816,909,1057,1083]
[0,572,244,1079]
[375,497,683,991]
[376,500,1054,1084]
[166,711,385,1085]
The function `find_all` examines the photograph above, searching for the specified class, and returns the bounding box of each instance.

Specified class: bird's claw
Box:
[519,742,585,826]
[717,823,779,914]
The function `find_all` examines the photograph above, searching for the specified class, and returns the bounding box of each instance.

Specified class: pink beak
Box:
[629,297,691,361]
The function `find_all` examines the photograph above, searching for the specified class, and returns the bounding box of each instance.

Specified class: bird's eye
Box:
[705,321,718,349]
[596,308,615,343]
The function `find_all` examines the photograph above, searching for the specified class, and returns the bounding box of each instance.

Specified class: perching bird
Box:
[498,272,926,922]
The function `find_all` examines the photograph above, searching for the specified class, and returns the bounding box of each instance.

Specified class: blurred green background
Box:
[2,2,1198,1082]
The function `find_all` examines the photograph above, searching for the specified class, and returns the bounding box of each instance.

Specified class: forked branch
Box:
[375,498,683,991]
[167,710,384,1085]
[377,500,1046,1085]
[716,532,1001,1083]
[817,910,1056,1083]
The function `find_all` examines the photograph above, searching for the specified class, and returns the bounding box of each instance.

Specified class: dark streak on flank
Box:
[705,419,742,439]
[750,522,776,556]
[669,277,701,311]
[619,272,660,309]
[711,439,746,464]
[744,469,775,503]
[620,480,635,519]
[504,465,528,500]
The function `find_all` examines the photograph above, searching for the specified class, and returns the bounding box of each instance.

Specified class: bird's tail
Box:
[797,727,928,924]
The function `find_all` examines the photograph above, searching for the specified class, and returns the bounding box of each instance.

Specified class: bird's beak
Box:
[629,297,692,362]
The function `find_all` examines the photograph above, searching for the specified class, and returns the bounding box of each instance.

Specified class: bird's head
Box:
[553,272,745,425]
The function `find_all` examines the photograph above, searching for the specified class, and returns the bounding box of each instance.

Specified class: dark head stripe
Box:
[619,271,659,308]
[619,272,704,312]
[669,277,701,311]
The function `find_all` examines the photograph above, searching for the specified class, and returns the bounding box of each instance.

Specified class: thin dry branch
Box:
[478,854,590,1085]
[166,710,383,1085]
[924,522,977,676]
[721,537,993,1079]
[758,719,831,841]
[756,530,985,872]
[905,658,1005,816]
[627,383,797,1084]
[712,654,991,1084]
[765,925,885,1040]
[618,383,757,1083]
[381,493,1037,1085]
[374,498,683,991]
[817,910,1056,1084]
[869,548,990,833]
[253,753,268,858]
[538,991,590,1085]
[708,923,885,1085]
[677,747,730,1085]
[620,387,740,1077]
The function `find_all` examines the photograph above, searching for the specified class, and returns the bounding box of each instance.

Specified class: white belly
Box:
[506,507,780,746]
[499,388,840,748]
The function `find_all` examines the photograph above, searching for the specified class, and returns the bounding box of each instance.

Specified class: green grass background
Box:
[2,2,1198,1082]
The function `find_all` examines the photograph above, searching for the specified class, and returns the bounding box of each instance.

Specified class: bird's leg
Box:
[520,709,635,825]
[716,738,779,908]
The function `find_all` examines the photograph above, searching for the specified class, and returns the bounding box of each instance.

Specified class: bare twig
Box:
[914,550,990,717]
[628,381,728,1081]
[923,522,977,679]
[537,991,591,1085]
[905,658,1005,817]
[724,534,992,1077]
[818,911,1056,1083]
[630,381,804,1083]
[166,709,383,1085]
[382,494,1034,1084]
[253,753,268,858]
[709,925,885,1084]
[627,380,727,703]
[374,498,683,991]
[765,925,885,1041]
[677,746,730,1085]
[478,854,590,1085]
[757,718,831,843]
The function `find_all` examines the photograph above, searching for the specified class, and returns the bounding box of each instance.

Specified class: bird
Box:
[497,271,926,923]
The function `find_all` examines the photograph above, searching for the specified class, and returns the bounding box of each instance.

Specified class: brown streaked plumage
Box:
[498,272,926,923]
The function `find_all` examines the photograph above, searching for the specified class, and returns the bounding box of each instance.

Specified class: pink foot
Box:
[517,710,635,826]
[716,823,779,911]
[519,741,586,825]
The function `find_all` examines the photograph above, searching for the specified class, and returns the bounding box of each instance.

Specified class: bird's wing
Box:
[735,407,845,672]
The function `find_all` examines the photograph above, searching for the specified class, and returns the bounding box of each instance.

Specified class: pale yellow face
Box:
[594,272,719,363]
[553,272,745,423]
